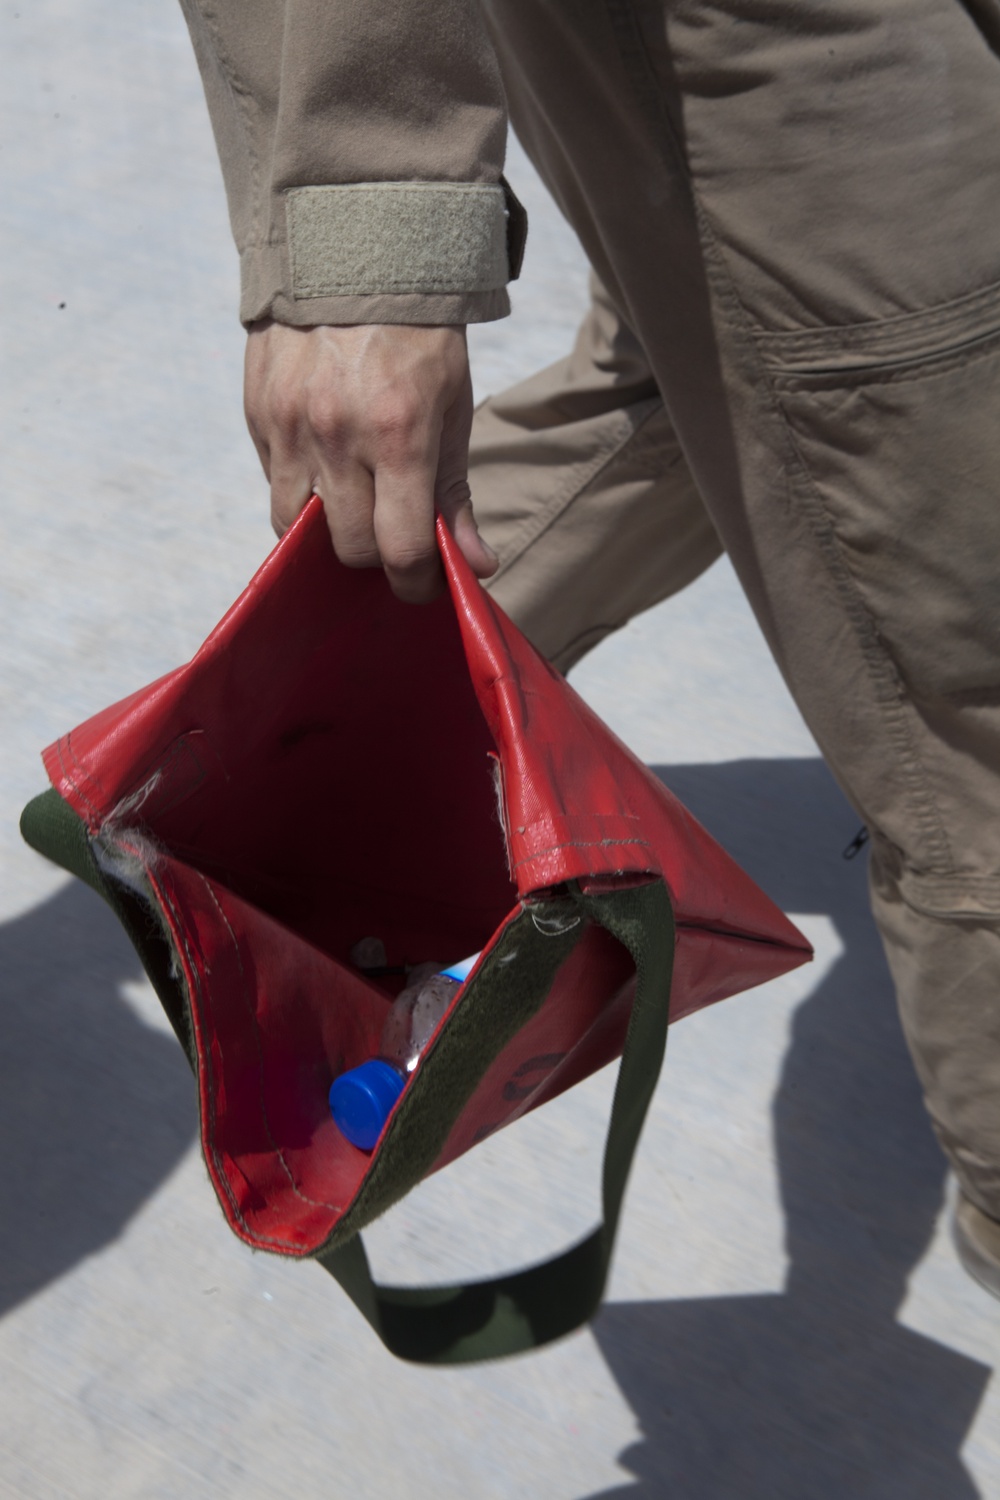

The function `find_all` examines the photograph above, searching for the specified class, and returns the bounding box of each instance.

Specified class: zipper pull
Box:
[842,826,870,861]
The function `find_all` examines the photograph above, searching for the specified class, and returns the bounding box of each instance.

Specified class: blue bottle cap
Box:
[329,1059,406,1151]
[440,951,480,984]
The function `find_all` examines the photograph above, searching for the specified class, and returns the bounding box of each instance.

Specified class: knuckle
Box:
[338,545,382,570]
[269,387,302,437]
[379,538,435,576]
[437,477,472,508]
[304,390,346,445]
[331,514,380,570]
[371,396,422,451]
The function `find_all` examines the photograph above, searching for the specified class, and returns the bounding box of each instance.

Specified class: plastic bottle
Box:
[329,954,479,1150]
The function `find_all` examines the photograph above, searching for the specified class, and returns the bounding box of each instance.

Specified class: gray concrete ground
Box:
[2,3,998,1495]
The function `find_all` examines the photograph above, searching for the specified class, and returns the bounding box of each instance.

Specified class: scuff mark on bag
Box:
[488,751,514,877]
[530,905,582,937]
[104,765,166,826]
[89,779,184,982]
[90,827,164,900]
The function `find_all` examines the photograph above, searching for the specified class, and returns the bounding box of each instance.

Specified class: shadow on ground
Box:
[1,763,991,1492]
[588,757,991,1499]
[0,880,196,1317]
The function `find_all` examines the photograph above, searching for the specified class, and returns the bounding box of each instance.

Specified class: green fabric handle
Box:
[316,880,674,1365]
[20,789,195,1066]
[22,789,673,1364]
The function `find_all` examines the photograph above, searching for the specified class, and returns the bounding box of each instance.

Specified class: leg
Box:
[481,0,1000,1222]
[471,273,722,672]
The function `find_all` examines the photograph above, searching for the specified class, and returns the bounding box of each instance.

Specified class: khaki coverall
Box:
[180,0,1000,1227]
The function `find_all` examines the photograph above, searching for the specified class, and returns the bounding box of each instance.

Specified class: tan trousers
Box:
[469,0,1000,1219]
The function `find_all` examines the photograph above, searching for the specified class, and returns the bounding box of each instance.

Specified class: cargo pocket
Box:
[756,278,1000,700]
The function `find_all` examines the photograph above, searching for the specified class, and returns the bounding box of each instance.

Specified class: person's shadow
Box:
[0,879,196,1316]
[588,758,992,1499]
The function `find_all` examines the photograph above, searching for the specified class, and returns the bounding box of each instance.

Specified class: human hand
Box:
[244,320,497,602]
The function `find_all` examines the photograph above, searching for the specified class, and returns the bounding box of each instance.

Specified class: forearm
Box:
[178,0,518,327]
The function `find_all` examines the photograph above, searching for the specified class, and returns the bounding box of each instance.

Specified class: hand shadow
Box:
[588,758,991,1499]
[0,880,197,1317]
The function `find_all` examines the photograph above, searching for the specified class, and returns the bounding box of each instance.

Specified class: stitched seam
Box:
[513,837,653,870]
[290,183,502,199]
[62,730,110,816]
[54,734,103,825]
[605,0,954,873]
[56,735,106,828]
[604,0,692,179]
[513,815,643,833]
[705,225,954,869]
[166,892,298,1251]
[198,874,344,1218]
[156,881,253,1240]
[294,278,504,294]
[899,891,1000,921]
[155,869,331,1253]
[770,329,1000,391]
[755,275,1000,364]
[153,874,275,1244]
[196,1,263,254]
[911,873,1000,898]
[490,401,661,580]
[272,286,506,304]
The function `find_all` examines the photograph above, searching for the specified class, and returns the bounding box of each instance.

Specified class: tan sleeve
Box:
[178,0,524,327]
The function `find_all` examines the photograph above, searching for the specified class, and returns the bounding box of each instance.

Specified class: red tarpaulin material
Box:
[25,498,810,1364]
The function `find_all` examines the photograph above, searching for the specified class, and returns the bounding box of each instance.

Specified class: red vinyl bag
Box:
[21,497,810,1363]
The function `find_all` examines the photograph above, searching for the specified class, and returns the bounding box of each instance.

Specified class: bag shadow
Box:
[0,880,197,1318]
[586,757,991,1498]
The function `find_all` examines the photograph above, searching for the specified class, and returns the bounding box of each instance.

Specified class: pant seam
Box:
[755,274,1000,367]
[704,219,955,873]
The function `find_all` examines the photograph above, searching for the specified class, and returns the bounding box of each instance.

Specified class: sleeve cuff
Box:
[239,180,524,327]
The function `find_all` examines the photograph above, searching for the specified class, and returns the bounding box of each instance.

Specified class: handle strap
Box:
[21,791,673,1364]
[316,880,673,1364]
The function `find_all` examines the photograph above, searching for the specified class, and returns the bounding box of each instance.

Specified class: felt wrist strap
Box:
[286,182,510,299]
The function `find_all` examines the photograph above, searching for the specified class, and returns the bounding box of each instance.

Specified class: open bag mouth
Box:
[24,498,812,1265]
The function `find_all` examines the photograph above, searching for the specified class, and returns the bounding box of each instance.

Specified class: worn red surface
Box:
[43,499,811,1253]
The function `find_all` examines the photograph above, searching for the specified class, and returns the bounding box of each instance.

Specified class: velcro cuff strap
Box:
[286,182,510,299]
